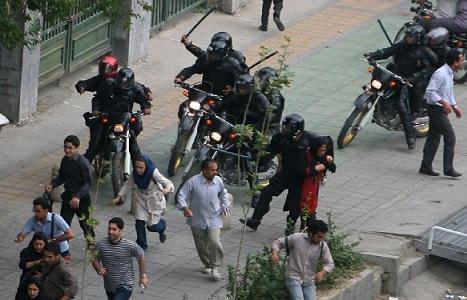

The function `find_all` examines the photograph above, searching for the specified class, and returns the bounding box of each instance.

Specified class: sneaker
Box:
[273,16,285,31]
[211,268,221,281]
[159,233,167,243]
[259,24,268,31]
[201,267,212,275]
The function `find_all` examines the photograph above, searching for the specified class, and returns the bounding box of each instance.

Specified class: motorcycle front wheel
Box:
[167,132,189,177]
[337,107,367,149]
[111,152,124,198]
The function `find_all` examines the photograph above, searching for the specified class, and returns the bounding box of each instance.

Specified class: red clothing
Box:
[299,150,323,216]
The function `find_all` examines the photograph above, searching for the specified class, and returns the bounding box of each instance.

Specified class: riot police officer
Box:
[426,27,451,68]
[255,67,285,131]
[240,114,321,231]
[216,74,269,128]
[366,25,437,150]
[181,32,248,72]
[84,68,152,162]
[174,40,243,96]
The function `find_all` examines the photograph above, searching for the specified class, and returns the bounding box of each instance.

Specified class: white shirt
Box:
[425,63,457,107]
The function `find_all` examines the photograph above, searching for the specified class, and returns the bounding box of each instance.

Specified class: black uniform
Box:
[217,90,269,128]
[261,0,284,28]
[177,54,243,96]
[368,41,437,144]
[185,43,248,72]
[84,79,152,162]
[250,131,317,223]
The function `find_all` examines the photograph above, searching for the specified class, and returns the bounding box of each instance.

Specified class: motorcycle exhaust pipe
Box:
[124,131,131,178]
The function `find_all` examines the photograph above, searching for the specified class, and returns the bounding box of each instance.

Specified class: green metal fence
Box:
[39,3,112,87]
[152,0,206,29]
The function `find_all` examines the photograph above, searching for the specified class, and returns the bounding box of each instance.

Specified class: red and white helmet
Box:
[98,55,119,79]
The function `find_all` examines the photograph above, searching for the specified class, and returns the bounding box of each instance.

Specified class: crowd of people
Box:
[11,1,467,299]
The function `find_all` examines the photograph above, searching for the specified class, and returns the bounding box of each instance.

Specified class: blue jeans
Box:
[135,219,166,249]
[106,286,132,300]
[285,278,316,300]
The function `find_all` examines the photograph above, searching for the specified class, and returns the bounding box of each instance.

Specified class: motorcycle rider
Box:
[255,67,285,131]
[174,40,243,96]
[419,0,467,33]
[425,27,451,67]
[365,25,437,150]
[239,114,335,231]
[180,32,248,72]
[83,68,152,162]
[216,74,269,129]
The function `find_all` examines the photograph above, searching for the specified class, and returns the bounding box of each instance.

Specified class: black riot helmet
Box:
[115,68,135,90]
[207,40,228,63]
[282,114,305,140]
[426,27,449,49]
[255,67,277,91]
[235,74,254,96]
[405,25,426,45]
[211,32,233,51]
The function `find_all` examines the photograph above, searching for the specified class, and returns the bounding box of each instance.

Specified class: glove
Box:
[221,207,232,216]
[75,81,86,94]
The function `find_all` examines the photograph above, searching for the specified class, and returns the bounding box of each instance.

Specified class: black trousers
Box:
[251,170,301,221]
[261,0,284,26]
[421,105,456,172]
[60,191,95,238]
[394,92,416,144]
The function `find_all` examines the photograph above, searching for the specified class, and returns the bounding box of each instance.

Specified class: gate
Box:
[152,0,206,29]
[39,5,112,87]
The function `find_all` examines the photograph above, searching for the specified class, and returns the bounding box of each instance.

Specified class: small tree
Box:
[1,0,152,50]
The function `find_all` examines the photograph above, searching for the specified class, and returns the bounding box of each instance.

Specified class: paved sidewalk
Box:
[2,0,467,299]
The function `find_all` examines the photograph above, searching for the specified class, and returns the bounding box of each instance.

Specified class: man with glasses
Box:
[46,135,95,247]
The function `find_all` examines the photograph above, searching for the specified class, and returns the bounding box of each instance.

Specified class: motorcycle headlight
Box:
[189,101,201,111]
[371,79,382,90]
[113,124,124,133]
[210,131,222,142]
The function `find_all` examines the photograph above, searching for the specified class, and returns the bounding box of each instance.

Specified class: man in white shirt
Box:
[420,49,463,177]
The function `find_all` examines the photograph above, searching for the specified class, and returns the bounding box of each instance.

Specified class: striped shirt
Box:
[95,238,144,292]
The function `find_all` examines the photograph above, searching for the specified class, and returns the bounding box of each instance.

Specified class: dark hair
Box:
[446,49,462,66]
[64,135,80,147]
[133,156,146,166]
[307,219,329,234]
[109,217,124,229]
[43,242,61,255]
[201,158,217,170]
[26,276,42,289]
[32,197,50,210]
[29,232,48,249]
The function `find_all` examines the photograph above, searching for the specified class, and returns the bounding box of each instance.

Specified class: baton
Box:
[186,7,217,37]
[247,50,279,71]
[377,19,394,46]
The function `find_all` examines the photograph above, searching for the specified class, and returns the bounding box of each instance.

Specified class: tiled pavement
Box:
[3,0,467,299]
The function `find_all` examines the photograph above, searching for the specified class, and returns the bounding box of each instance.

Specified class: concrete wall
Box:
[0,11,40,123]
[112,0,152,66]
[321,267,384,300]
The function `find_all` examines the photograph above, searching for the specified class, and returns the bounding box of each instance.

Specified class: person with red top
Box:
[284,136,335,233]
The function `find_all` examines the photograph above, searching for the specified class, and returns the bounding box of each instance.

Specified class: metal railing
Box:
[428,226,467,250]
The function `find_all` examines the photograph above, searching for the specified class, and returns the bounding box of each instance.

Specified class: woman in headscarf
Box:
[113,154,174,249]
[16,232,47,300]
[298,136,335,229]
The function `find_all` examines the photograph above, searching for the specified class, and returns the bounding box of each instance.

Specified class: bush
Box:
[226,213,364,299]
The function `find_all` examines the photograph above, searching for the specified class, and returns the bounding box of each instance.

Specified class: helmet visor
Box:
[116,77,131,90]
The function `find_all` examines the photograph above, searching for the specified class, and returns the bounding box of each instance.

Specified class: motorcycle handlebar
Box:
[88,111,144,120]
[363,58,413,87]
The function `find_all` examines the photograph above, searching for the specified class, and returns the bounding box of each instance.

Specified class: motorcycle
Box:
[90,103,143,197]
[167,82,222,177]
[394,0,467,83]
[337,59,429,149]
[174,111,240,203]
